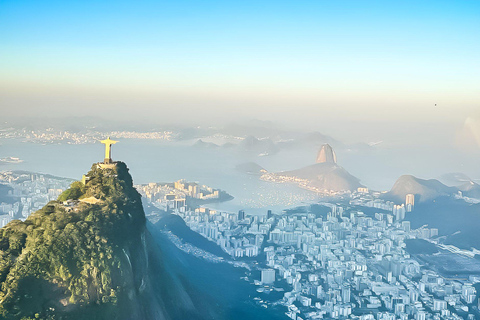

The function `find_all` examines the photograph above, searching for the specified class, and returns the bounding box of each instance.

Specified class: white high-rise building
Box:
[433,299,447,311]
[261,269,275,284]
[416,311,426,320]
[394,204,406,221]
[342,286,351,303]
[406,194,415,212]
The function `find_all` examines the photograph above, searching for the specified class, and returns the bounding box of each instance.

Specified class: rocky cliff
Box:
[0,162,211,320]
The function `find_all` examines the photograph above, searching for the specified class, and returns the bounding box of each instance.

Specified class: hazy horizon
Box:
[1,0,479,146]
[1,0,480,185]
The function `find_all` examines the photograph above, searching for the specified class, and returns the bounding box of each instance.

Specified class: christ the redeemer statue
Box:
[100,137,118,164]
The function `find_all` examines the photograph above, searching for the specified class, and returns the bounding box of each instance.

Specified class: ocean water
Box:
[2,137,478,213]
[0,139,318,214]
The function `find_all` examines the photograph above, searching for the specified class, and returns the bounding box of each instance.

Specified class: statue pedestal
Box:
[98,162,118,169]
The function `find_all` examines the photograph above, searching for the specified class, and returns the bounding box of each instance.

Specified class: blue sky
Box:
[0,0,479,140]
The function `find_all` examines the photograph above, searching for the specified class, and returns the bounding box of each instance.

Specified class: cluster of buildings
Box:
[170,187,480,320]
[262,206,474,320]
[350,188,415,220]
[102,131,173,140]
[136,179,223,211]
[0,127,173,144]
[174,208,276,257]
[260,173,352,196]
[0,171,72,226]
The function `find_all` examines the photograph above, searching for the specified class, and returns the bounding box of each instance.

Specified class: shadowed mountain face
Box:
[406,198,480,250]
[458,181,480,199]
[386,175,457,203]
[147,215,287,320]
[0,162,215,320]
[0,184,13,203]
[279,162,363,192]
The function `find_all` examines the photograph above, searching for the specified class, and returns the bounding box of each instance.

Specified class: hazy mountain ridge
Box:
[235,162,267,175]
[193,136,279,156]
[438,172,474,187]
[386,175,457,203]
[193,139,220,149]
[189,127,344,157]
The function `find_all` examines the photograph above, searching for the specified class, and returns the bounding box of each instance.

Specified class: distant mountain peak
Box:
[235,162,267,175]
[193,139,219,148]
[316,144,337,164]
